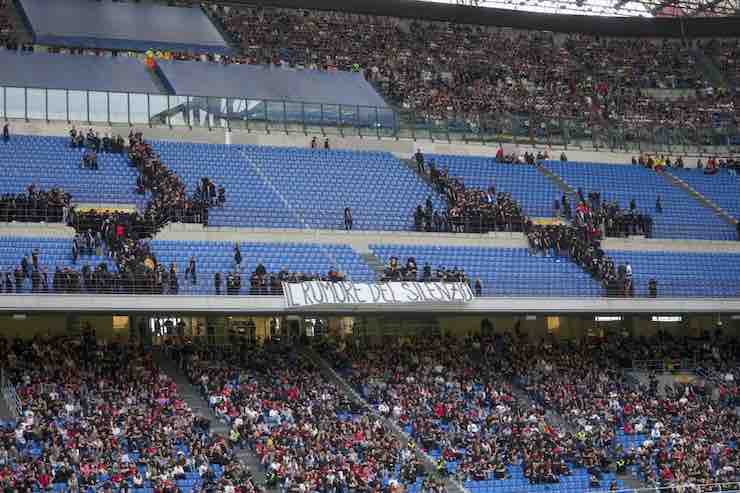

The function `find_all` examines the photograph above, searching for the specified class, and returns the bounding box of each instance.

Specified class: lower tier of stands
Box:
[4,235,740,298]
[370,244,604,297]
[608,250,740,297]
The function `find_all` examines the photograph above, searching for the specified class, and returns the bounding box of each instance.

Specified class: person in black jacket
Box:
[214,271,222,295]
[185,256,197,285]
[234,243,242,267]
[20,255,30,278]
[344,207,353,231]
[169,263,178,294]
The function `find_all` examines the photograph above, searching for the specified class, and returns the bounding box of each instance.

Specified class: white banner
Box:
[282,281,474,308]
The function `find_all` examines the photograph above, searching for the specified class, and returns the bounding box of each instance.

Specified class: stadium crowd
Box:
[0,335,261,492]
[204,4,737,137]
[128,131,217,227]
[329,330,740,492]
[414,156,526,234]
[181,343,425,492]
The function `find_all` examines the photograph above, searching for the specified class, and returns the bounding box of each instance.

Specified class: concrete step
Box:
[536,163,574,195]
[663,171,737,227]
[359,251,385,280]
[0,395,16,420]
[304,348,470,493]
[153,351,272,489]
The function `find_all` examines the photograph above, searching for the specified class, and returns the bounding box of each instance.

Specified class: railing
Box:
[0,269,738,298]
[1,84,739,153]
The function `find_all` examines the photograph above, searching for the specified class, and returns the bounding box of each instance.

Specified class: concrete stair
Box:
[359,251,385,280]
[0,394,16,420]
[663,171,738,227]
[154,351,272,490]
[305,347,470,493]
[536,163,575,195]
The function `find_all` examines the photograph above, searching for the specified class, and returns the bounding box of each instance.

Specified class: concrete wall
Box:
[9,120,724,167]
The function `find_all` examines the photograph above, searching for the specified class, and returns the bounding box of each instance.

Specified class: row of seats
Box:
[670,168,740,221]
[370,244,604,297]
[0,236,374,294]
[430,154,561,218]
[543,160,737,241]
[4,236,740,298]
[608,250,740,297]
[2,134,739,241]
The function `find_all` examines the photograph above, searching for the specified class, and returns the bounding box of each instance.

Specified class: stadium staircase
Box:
[303,346,471,493]
[691,47,730,89]
[199,4,239,53]
[359,251,385,280]
[535,163,574,195]
[0,390,14,420]
[664,171,739,227]
[154,350,273,490]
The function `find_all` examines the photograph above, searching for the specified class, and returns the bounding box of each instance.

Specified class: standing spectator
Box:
[185,256,197,285]
[656,195,663,213]
[648,278,658,297]
[560,152,568,162]
[169,263,178,294]
[344,207,353,231]
[323,138,330,150]
[414,148,425,174]
[20,254,30,278]
[310,136,318,148]
[234,243,242,267]
[474,278,482,296]
[214,271,222,295]
[2,122,8,143]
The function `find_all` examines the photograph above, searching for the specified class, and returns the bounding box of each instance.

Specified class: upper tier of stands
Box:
[370,244,604,297]
[670,168,740,221]
[209,4,738,135]
[430,154,561,218]
[701,38,740,92]
[0,0,737,144]
[0,0,15,48]
[18,0,230,53]
[542,161,737,240]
